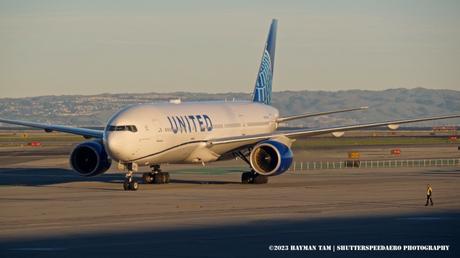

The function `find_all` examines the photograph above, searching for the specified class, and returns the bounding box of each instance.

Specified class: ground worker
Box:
[425,184,433,206]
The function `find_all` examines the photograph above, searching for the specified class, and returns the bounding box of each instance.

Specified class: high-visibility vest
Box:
[427,187,432,195]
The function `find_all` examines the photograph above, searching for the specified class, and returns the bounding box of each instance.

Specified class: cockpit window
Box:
[107,125,138,132]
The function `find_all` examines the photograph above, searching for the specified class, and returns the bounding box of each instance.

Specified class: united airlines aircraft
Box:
[1,19,459,190]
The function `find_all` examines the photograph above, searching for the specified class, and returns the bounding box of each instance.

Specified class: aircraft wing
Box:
[210,114,460,145]
[277,106,368,123]
[0,118,103,138]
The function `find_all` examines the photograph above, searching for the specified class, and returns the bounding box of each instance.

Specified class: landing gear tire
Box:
[153,172,170,184]
[123,178,139,191]
[164,172,170,183]
[241,171,268,184]
[253,174,268,184]
[154,173,163,184]
[129,180,139,191]
[241,172,252,184]
[123,180,130,190]
[142,173,154,184]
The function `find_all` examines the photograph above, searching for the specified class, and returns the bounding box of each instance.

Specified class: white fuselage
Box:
[103,101,279,166]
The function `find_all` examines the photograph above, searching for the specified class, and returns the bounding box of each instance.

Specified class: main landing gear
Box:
[142,165,170,184]
[241,170,268,184]
[235,151,269,185]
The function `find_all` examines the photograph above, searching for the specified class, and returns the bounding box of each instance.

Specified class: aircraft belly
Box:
[208,140,258,154]
[135,143,200,165]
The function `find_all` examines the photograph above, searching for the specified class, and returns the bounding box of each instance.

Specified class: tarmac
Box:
[0,145,459,257]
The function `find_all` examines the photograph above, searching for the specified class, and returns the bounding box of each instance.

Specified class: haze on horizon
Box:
[1,0,459,98]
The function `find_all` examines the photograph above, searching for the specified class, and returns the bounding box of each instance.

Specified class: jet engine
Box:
[249,140,293,176]
[70,141,112,176]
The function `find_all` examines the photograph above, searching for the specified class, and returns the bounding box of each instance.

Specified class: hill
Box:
[1,88,459,127]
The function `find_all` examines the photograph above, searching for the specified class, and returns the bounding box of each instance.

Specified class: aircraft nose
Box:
[105,132,121,159]
[105,132,129,161]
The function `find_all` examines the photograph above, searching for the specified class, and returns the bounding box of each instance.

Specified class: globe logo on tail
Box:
[253,49,273,105]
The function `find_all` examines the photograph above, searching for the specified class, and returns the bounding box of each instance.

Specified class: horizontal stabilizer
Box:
[210,113,460,145]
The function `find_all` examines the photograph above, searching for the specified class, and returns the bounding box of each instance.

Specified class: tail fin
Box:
[252,19,277,105]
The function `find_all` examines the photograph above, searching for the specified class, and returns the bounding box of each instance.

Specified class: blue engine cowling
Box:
[249,140,293,176]
[70,141,112,177]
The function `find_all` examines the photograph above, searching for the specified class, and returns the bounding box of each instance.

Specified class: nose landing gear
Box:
[123,169,139,191]
[120,163,170,190]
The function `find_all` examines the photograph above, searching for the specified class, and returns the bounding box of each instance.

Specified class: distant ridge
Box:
[1,88,459,127]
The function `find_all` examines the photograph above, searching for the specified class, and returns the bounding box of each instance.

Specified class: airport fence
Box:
[289,158,460,171]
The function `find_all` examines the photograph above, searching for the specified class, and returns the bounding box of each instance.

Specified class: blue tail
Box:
[252,19,277,105]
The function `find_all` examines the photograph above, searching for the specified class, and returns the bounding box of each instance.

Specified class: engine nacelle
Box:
[70,141,112,177]
[249,140,293,176]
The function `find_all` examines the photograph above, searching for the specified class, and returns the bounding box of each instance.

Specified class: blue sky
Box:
[1,0,459,97]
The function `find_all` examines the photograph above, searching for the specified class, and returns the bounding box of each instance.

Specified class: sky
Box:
[1,0,459,98]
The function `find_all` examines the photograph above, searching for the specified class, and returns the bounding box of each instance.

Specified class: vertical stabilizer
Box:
[252,19,277,105]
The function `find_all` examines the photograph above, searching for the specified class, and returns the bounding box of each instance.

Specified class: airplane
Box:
[1,19,459,191]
